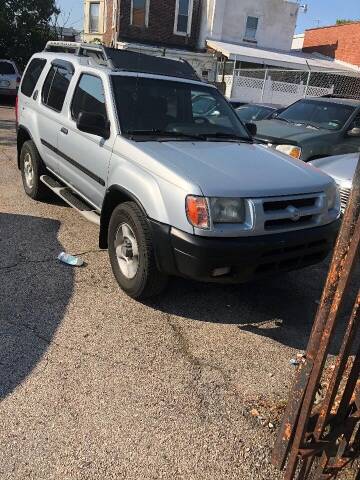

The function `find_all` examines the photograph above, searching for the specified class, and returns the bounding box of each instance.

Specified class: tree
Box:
[0,0,60,69]
[336,19,359,25]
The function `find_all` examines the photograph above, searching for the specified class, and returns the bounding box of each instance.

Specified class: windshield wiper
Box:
[202,132,253,142]
[124,129,206,141]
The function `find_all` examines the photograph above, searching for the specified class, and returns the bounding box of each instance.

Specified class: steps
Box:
[40,175,100,226]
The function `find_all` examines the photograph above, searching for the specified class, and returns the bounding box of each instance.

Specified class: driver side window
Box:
[71,74,107,122]
[350,113,360,129]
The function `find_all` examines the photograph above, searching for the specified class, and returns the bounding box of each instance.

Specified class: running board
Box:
[40,175,100,226]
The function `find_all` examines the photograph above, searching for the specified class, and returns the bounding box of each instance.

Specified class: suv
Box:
[16,42,341,299]
[0,59,21,96]
[253,97,360,162]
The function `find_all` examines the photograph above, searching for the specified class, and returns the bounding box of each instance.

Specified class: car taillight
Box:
[186,195,210,229]
[15,95,19,124]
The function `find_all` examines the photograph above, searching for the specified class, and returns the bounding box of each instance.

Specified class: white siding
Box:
[199,0,299,51]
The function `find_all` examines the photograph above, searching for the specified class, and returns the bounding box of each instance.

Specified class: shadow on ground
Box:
[147,260,358,353]
[0,213,74,399]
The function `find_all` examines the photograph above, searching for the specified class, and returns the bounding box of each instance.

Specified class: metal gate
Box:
[272,155,360,479]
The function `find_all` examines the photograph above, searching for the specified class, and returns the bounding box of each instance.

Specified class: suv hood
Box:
[254,119,331,144]
[137,141,333,197]
[310,153,358,188]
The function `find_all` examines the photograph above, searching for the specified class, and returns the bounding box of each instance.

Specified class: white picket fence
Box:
[218,68,360,104]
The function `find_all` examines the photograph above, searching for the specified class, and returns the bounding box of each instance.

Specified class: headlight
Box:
[327,183,341,212]
[275,144,302,159]
[209,197,245,223]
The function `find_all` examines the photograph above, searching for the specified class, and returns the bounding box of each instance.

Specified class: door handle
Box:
[60,127,68,135]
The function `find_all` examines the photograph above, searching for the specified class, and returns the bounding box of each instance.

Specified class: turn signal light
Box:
[186,195,209,229]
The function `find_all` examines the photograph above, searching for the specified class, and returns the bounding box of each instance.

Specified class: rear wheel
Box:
[108,202,168,299]
[20,140,47,200]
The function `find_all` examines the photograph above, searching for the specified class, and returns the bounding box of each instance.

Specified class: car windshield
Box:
[236,104,274,122]
[0,61,15,75]
[111,75,251,141]
[277,99,355,131]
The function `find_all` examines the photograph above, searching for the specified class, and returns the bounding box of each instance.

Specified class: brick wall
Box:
[117,0,201,50]
[103,0,114,45]
[303,22,360,67]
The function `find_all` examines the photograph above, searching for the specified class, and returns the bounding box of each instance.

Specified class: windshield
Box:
[236,104,274,122]
[111,75,250,141]
[277,99,355,131]
[0,61,15,75]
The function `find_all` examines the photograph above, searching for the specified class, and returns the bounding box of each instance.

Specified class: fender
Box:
[99,185,148,249]
[16,124,34,169]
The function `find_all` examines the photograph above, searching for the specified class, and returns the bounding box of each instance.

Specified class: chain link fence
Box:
[218,69,360,105]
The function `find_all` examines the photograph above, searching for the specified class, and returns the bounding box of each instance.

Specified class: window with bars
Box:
[89,2,100,33]
[244,16,258,41]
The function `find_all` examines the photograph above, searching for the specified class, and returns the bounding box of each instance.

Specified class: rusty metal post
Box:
[272,154,360,479]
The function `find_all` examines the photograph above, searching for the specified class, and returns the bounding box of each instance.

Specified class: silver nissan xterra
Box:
[16,41,341,299]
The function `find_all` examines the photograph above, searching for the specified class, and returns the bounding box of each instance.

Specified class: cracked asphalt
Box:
[0,99,358,479]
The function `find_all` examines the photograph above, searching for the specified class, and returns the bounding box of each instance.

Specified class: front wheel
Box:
[108,202,168,299]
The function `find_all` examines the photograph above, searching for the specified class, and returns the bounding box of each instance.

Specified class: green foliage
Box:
[336,19,359,25]
[0,0,60,68]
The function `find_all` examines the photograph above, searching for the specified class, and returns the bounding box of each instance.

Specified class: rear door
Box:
[57,73,115,208]
[37,60,74,174]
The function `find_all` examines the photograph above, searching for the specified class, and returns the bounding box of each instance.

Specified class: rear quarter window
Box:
[21,58,47,97]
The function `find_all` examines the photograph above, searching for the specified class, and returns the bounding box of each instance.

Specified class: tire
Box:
[108,202,168,299]
[20,140,47,200]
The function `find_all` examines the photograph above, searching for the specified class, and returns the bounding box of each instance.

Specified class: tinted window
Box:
[111,75,250,139]
[278,100,355,131]
[21,59,46,97]
[0,62,15,75]
[42,65,73,112]
[71,74,107,121]
[236,105,274,122]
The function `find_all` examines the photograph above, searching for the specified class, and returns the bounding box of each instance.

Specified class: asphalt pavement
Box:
[0,100,358,479]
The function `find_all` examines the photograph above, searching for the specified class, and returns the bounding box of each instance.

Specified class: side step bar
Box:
[40,175,100,226]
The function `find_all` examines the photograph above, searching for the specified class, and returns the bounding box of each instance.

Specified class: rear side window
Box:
[0,61,15,75]
[42,64,73,112]
[71,74,107,121]
[21,59,46,97]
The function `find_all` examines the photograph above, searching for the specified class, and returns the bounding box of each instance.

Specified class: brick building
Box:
[83,0,216,80]
[303,22,360,68]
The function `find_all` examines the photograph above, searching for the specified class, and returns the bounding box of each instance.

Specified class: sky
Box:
[56,0,360,34]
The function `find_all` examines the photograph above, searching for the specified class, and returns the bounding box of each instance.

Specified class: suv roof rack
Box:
[44,41,201,81]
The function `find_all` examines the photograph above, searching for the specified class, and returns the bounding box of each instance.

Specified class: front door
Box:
[57,73,115,209]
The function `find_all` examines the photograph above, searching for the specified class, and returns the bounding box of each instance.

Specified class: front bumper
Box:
[150,219,340,283]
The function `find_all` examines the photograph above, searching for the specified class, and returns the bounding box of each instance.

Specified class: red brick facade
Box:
[103,0,201,49]
[303,22,360,67]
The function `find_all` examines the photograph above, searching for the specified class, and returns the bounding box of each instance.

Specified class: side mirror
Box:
[77,112,110,139]
[347,127,360,138]
[245,122,257,136]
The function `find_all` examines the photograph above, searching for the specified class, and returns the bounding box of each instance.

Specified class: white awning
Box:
[207,39,360,72]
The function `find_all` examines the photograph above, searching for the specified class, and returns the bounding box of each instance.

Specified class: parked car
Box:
[0,59,21,96]
[310,153,359,213]
[253,97,360,161]
[17,41,341,299]
[236,103,284,123]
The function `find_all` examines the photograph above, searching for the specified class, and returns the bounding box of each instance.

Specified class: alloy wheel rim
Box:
[23,153,34,189]
[115,223,139,279]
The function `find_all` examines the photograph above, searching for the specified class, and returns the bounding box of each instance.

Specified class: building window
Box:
[89,2,100,33]
[244,16,258,41]
[131,0,149,28]
[174,0,193,36]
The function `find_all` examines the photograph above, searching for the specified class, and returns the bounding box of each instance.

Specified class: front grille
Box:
[261,194,322,232]
[263,197,316,212]
[339,186,351,213]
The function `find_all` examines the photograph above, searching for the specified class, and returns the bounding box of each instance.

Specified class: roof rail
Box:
[321,93,360,100]
[43,41,201,81]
